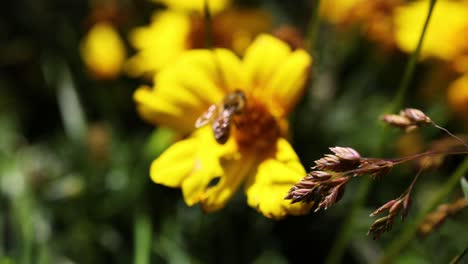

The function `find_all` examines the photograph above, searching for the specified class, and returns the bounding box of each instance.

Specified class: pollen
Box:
[233,98,283,153]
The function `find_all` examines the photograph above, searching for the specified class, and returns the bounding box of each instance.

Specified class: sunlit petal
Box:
[266,50,312,116]
[134,86,203,133]
[244,138,311,219]
[181,128,239,206]
[394,0,468,60]
[200,152,256,212]
[150,136,199,187]
[126,11,190,77]
[243,34,291,93]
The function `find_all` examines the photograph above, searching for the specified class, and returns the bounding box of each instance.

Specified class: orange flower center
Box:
[233,98,283,154]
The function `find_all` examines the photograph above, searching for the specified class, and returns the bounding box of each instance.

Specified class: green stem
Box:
[306,0,322,54]
[389,0,437,113]
[325,1,437,263]
[449,246,468,264]
[379,157,468,264]
[133,211,152,264]
[204,0,213,49]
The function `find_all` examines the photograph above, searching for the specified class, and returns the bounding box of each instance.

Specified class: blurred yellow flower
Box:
[320,0,362,24]
[80,22,126,79]
[321,0,402,49]
[126,9,271,78]
[125,11,190,77]
[152,0,230,14]
[134,35,312,218]
[447,74,468,115]
[394,0,468,62]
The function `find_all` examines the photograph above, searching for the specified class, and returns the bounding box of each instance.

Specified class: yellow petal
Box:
[150,126,240,208]
[265,49,312,116]
[447,74,468,114]
[80,22,126,79]
[212,49,247,92]
[158,48,245,98]
[156,51,224,104]
[244,138,311,219]
[320,0,362,24]
[243,34,291,93]
[200,152,256,212]
[134,86,203,133]
[394,0,468,60]
[180,128,238,206]
[150,136,199,187]
[125,11,191,77]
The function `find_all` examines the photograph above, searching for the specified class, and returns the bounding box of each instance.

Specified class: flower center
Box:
[233,98,283,154]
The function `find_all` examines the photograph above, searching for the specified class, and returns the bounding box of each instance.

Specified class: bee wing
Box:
[195,104,218,128]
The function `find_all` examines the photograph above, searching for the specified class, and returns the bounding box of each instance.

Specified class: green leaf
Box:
[460,177,468,199]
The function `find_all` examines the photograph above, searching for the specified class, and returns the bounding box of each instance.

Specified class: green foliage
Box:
[0,0,466,263]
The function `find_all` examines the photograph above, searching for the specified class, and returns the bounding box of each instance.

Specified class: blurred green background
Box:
[1,0,467,263]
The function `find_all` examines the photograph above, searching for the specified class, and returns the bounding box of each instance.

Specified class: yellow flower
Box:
[447,74,468,115]
[80,22,126,79]
[320,0,362,24]
[321,0,402,49]
[394,0,468,61]
[126,9,271,77]
[134,35,312,218]
[151,0,230,14]
[125,11,191,77]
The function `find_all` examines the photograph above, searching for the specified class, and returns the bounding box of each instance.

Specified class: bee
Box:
[195,90,246,144]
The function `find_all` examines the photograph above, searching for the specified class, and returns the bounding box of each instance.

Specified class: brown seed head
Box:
[382,108,433,132]
[400,108,432,124]
[368,215,395,240]
[402,195,411,219]
[286,171,349,211]
[368,193,411,239]
[315,179,347,212]
[308,171,333,180]
[313,147,362,172]
[330,146,361,161]
[354,159,394,178]
[370,199,397,217]
[417,198,468,237]
[313,154,341,170]
[382,114,412,127]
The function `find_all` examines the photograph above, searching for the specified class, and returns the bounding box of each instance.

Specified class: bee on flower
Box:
[134,35,312,218]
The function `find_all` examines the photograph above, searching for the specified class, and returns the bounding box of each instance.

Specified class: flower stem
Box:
[204,0,213,49]
[306,0,322,53]
[325,1,437,263]
[378,157,468,264]
[389,0,437,113]
[133,211,152,264]
[432,123,468,149]
[449,246,468,264]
